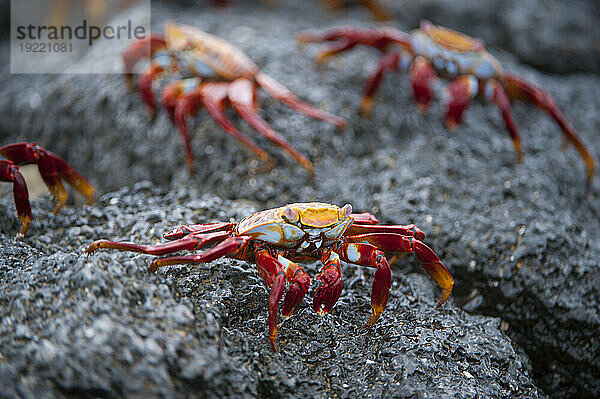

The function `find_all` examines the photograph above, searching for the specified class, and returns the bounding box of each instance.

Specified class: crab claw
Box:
[0,160,32,236]
[281,271,310,318]
[313,252,343,316]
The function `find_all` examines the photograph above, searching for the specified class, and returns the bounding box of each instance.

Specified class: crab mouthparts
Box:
[296,234,323,252]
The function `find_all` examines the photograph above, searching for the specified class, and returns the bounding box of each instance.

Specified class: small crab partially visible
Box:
[0,143,94,236]
[124,22,346,175]
[298,21,596,182]
[87,202,453,351]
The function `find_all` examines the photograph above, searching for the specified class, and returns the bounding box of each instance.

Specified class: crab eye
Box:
[282,205,299,223]
[339,203,352,218]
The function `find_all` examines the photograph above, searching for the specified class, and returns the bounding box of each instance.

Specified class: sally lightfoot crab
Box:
[87,202,453,350]
[124,23,346,175]
[298,21,596,182]
[0,142,94,236]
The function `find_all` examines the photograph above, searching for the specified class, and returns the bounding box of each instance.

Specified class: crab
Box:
[123,22,346,175]
[297,21,596,183]
[0,142,94,236]
[86,202,453,350]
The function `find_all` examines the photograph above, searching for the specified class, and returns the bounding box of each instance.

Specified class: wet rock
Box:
[0,187,541,398]
[1,1,600,398]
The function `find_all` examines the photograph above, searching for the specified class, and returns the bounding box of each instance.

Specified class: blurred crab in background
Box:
[0,143,94,236]
[124,22,346,176]
[298,21,596,183]
[87,202,453,350]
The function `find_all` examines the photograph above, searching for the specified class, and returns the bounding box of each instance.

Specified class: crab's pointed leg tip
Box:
[360,98,374,117]
[435,289,452,308]
[362,316,378,329]
[269,335,278,352]
[416,103,429,113]
[444,120,459,131]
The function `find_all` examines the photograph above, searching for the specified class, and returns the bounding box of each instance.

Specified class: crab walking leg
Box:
[228,78,314,175]
[410,56,437,112]
[139,64,165,114]
[483,80,523,162]
[161,79,197,171]
[444,75,478,130]
[255,72,347,128]
[360,52,401,115]
[345,223,425,241]
[313,251,343,316]
[165,79,271,171]
[346,233,454,307]
[196,82,271,163]
[42,149,95,206]
[0,143,94,212]
[254,249,288,351]
[163,222,235,240]
[297,27,411,63]
[502,74,596,182]
[87,230,230,257]
[336,242,390,326]
[146,235,251,272]
[0,161,31,235]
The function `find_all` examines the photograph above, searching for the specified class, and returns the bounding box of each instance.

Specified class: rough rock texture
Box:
[0,186,542,398]
[1,1,599,398]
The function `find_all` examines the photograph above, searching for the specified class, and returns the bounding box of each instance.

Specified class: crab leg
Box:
[502,74,596,182]
[313,251,343,316]
[297,27,410,64]
[87,230,230,256]
[360,52,401,115]
[163,222,234,240]
[139,64,165,114]
[346,233,454,307]
[410,56,437,112]
[254,249,289,351]
[280,255,311,318]
[345,223,425,240]
[444,75,478,130]
[188,82,271,163]
[146,235,251,272]
[483,80,523,163]
[0,161,31,235]
[0,143,94,213]
[255,72,347,128]
[336,241,391,327]
[228,78,314,175]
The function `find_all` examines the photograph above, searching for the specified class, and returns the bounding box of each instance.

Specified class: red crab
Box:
[123,22,346,175]
[0,143,94,236]
[298,21,596,183]
[87,202,453,351]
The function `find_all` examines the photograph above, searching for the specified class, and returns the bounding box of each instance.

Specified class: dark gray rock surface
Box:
[0,186,542,398]
[1,1,599,398]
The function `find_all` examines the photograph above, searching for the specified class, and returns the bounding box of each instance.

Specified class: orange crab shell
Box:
[164,21,258,80]
[419,21,484,53]
[234,202,354,248]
